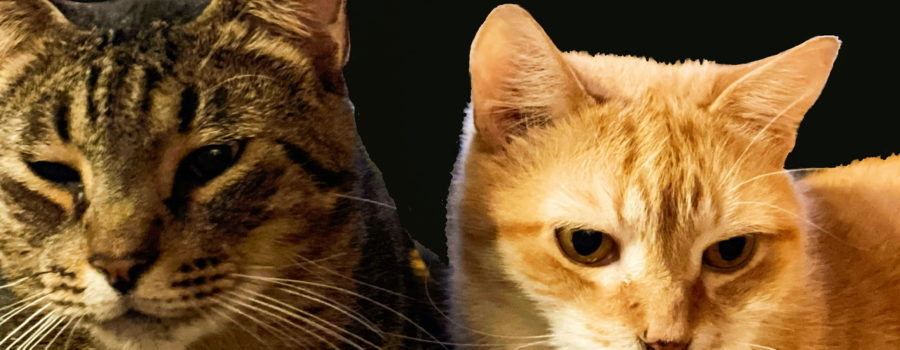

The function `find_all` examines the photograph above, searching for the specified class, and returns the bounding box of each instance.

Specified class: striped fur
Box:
[0,1,445,349]
[448,4,899,350]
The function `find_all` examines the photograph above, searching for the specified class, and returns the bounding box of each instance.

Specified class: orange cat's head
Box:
[449,5,839,349]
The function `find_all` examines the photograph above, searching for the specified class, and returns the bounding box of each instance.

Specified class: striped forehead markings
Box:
[277,141,351,189]
[141,67,163,114]
[54,94,72,143]
[178,86,199,133]
[85,66,100,119]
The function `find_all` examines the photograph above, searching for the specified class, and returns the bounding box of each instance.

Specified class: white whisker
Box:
[514,339,552,349]
[245,252,348,270]
[42,315,75,350]
[206,74,278,93]
[238,286,382,348]
[62,315,83,350]
[421,275,552,341]
[730,167,828,192]
[723,88,815,182]
[243,278,382,336]
[7,310,54,350]
[210,296,312,349]
[225,292,345,350]
[235,274,447,349]
[379,332,554,348]
[0,293,47,314]
[19,311,61,350]
[290,254,415,301]
[0,303,51,347]
[731,200,867,250]
[333,194,396,210]
[204,307,272,349]
[0,295,50,327]
[0,277,30,290]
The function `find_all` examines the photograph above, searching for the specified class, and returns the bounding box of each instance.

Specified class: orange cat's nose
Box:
[643,340,689,350]
[89,255,153,294]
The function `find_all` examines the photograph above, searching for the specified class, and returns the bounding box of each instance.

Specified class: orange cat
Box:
[447,4,900,349]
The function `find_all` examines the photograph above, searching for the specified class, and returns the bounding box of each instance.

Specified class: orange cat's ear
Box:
[710,36,840,162]
[469,4,591,150]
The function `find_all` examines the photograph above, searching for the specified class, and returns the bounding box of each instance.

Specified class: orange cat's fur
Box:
[447,4,900,349]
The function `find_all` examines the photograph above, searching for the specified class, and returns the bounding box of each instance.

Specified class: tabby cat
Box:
[0,0,445,349]
[447,4,900,350]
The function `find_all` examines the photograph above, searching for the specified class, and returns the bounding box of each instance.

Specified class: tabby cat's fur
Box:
[447,5,900,350]
[0,0,444,349]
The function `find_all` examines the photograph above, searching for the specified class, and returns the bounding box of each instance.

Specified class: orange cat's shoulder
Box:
[802,155,900,235]
[804,155,900,207]
[807,155,900,185]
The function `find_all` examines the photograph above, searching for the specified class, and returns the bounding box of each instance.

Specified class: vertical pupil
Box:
[718,236,747,261]
[571,230,603,256]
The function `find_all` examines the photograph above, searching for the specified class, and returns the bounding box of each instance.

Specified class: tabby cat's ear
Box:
[710,36,840,162]
[205,0,350,93]
[469,4,592,150]
[0,0,67,60]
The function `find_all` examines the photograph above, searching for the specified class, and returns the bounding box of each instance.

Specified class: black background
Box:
[344,2,897,259]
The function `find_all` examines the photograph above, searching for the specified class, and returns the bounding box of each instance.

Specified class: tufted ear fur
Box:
[469,4,592,150]
[710,36,840,164]
[0,0,71,91]
[214,0,350,93]
[0,0,68,60]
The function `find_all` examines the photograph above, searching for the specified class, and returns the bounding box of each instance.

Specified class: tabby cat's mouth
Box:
[95,307,200,338]
[118,309,160,323]
[98,308,170,328]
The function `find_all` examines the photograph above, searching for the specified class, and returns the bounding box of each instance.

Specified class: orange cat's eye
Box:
[555,227,618,266]
[702,234,758,272]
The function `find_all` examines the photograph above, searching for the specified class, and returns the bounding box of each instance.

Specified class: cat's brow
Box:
[277,141,351,189]
[177,86,199,133]
[54,94,72,143]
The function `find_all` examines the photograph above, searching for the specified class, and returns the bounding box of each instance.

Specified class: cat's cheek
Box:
[78,268,125,320]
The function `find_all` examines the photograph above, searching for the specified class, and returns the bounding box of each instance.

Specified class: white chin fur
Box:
[90,315,220,350]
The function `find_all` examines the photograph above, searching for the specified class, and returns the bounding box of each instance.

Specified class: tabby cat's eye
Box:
[702,234,758,272]
[183,144,239,184]
[555,227,618,266]
[27,161,81,186]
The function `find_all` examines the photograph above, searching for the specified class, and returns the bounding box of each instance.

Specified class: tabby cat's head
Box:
[0,0,362,348]
[451,5,839,349]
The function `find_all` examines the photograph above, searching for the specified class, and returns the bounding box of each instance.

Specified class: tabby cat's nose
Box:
[88,255,153,294]
[643,340,689,350]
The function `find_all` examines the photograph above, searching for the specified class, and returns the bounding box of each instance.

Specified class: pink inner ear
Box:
[240,0,349,92]
[706,36,840,165]
[303,0,349,71]
[468,5,592,149]
[306,0,344,25]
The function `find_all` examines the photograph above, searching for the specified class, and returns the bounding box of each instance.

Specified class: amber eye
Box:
[702,235,758,272]
[555,227,618,266]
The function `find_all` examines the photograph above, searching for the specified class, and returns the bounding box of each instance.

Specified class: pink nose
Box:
[89,256,151,294]
[644,340,689,350]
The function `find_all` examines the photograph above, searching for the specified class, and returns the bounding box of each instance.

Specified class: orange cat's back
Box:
[801,155,900,346]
